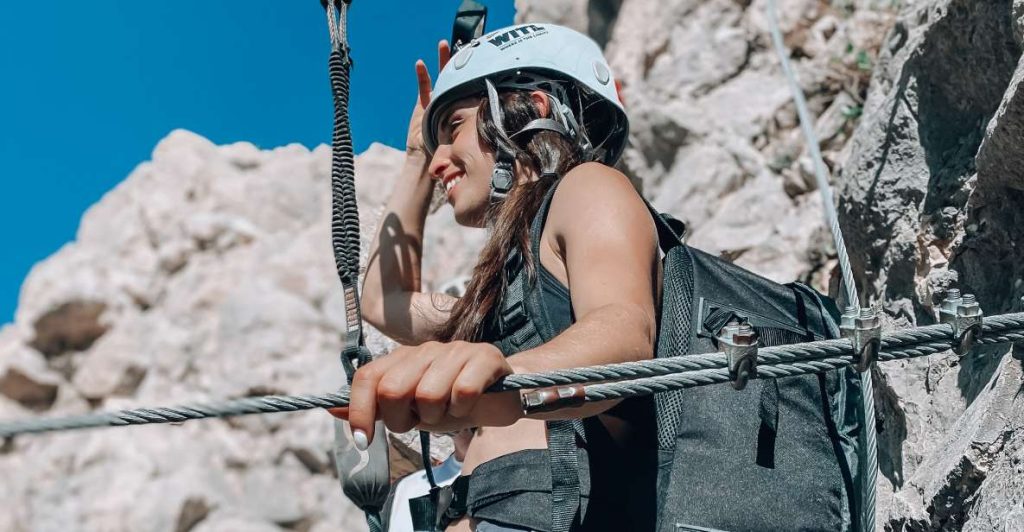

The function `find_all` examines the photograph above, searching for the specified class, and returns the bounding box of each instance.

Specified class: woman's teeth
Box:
[445,175,464,194]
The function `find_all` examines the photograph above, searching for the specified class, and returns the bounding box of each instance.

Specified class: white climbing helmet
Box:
[422,23,629,167]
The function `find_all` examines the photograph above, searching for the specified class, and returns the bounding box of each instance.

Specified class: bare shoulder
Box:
[557,162,637,202]
[547,162,652,234]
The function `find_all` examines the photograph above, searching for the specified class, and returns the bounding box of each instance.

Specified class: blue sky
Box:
[0,1,516,323]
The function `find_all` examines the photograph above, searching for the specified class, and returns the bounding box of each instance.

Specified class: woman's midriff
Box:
[460,417,550,474]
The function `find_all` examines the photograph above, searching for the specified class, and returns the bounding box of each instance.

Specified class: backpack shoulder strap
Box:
[641,197,686,252]
[528,175,562,267]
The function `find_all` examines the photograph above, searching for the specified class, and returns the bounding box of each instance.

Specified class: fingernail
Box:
[353,429,369,451]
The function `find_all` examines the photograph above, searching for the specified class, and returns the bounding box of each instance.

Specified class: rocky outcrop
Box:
[520,0,898,286]
[837,0,1024,529]
[515,0,621,47]
[0,132,464,532]
[3,0,1022,530]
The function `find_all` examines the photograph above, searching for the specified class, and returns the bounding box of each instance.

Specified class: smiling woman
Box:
[430,97,500,227]
[338,21,654,532]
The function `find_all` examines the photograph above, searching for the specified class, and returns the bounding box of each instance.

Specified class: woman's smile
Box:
[443,171,465,199]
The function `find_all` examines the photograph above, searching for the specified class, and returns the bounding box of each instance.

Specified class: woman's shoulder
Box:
[550,162,646,218]
[561,161,631,188]
[545,162,655,244]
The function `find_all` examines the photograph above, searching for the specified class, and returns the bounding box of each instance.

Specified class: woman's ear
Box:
[529,90,551,118]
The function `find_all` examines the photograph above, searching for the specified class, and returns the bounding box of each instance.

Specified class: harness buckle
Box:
[840,307,881,372]
[717,320,759,391]
[938,289,983,357]
[498,300,529,336]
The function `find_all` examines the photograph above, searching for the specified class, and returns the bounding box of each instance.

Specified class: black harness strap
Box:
[525,178,586,532]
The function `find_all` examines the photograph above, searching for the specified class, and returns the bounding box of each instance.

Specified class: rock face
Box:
[837,0,1024,529]
[521,0,898,287]
[1,0,1021,530]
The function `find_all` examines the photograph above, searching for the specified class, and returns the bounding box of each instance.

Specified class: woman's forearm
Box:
[360,154,435,324]
[504,301,657,421]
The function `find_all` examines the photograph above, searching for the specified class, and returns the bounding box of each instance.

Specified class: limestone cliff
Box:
[2,0,1022,530]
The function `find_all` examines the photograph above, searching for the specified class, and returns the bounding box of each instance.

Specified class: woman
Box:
[333,23,660,532]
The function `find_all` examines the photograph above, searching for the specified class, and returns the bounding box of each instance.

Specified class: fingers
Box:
[438,39,451,70]
[347,356,395,449]
[377,351,434,433]
[415,347,472,425]
[347,343,513,445]
[416,59,432,109]
[416,40,451,110]
[448,351,512,420]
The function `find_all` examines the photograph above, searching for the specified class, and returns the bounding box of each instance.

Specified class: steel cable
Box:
[3,313,1020,439]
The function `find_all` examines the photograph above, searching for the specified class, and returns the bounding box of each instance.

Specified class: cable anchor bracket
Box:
[841,306,882,373]
[938,289,983,357]
[717,320,759,390]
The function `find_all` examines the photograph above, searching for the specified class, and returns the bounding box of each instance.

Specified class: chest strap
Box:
[485,178,587,532]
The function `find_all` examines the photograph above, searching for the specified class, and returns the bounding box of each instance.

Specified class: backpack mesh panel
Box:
[653,246,695,450]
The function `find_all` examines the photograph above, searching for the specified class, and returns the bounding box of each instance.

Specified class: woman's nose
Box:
[428,145,452,181]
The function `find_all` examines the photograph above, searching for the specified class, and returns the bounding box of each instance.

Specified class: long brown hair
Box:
[434,89,586,342]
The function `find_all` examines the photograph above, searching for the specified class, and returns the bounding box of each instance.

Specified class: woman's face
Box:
[429,98,496,228]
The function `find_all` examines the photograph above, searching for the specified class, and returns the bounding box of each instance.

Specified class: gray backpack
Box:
[648,210,862,531]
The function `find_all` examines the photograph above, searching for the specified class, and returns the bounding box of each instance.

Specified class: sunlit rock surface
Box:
[2,0,1022,530]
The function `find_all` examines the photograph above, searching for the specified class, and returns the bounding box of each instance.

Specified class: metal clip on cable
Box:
[840,307,882,372]
[521,385,586,414]
[717,320,759,391]
[938,289,983,356]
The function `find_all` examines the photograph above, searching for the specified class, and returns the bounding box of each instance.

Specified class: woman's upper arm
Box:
[367,290,457,345]
[548,163,660,341]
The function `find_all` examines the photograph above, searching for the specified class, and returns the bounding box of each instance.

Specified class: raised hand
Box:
[406,40,452,158]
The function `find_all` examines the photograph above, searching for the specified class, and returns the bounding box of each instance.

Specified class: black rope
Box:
[322,2,391,529]
[329,44,360,292]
